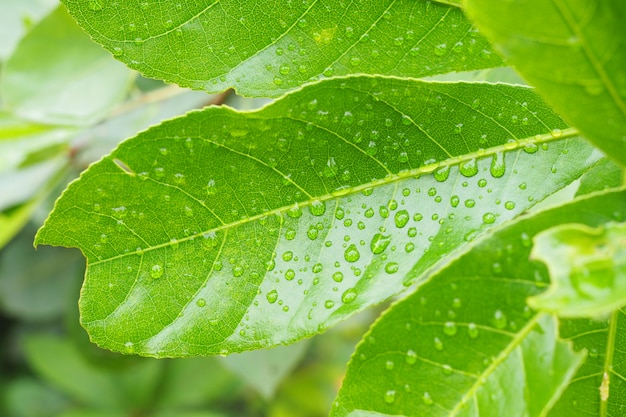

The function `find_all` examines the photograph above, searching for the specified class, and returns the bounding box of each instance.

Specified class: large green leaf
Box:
[36,76,602,357]
[1,6,133,126]
[61,0,502,97]
[463,0,626,166]
[332,189,626,417]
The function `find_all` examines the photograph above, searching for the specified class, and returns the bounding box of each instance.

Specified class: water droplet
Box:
[342,288,357,303]
[385,262,399,274]
[458,157,478,177]
[332,271,344,283]
[434,43,447,56]
[551,128,563,138]
[405,243,415,253]
[370,233,391,254]
[307,227,319,240]
[504,201,516,210]
[464,199,476,208]
[482,212,496,224]
[493,310,507,329]
[287,205,302,218]
[422,392,434,405]
[151,264,163,279]
[324,300,335,309]
[266,290,278,304]
[309,200,326,216]
[434,165,450,182]
[364,207,375,218]
[467,322,479,338]
[490,152,506,178]
[434,337,444,351]
[405,349,417,365]
[477,178,487,188]
[285,269,296,281]
[443,321,457,336]
[385,360,394,370]
[344,244,360,262]
[232,265,244,277]
[394,210,409,228]
[450,195,460,208]
[384,390,396,404]
[196,298,206,307]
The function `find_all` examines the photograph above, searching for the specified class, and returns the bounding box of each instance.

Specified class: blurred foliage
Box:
[0,3,375,416]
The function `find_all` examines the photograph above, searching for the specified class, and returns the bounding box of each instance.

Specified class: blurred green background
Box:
[0,2,378,415]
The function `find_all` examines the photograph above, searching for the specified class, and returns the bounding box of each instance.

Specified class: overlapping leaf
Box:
[36,76,602,357]
[1,6,133,126]
[463,0,626,165]
[333,189,626,417]
[61,0,502,97]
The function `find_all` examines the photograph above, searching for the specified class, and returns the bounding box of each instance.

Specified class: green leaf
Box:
[0,0,57,61]
[575,158,623,197]
[334,316,582,417]
[1,6,134,126]
[0,226,83,320]
[462,0,626,166]
[36,77,601,357]
[24,334,162,409]
[61,0,502,97]
[2,377,70,417]
[528,222,626,318]
[333,189,626,417]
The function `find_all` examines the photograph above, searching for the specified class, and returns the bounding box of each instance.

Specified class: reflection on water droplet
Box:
[333,271,344,282]
[483,212,496,224]
[196,298,206,307]
[310,200,326,216]
[325,300,335,309]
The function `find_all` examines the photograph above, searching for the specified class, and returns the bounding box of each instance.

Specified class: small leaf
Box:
[61,0,502,96]
[528,222,626,318]
[37,77,601,357]
[463,0,626,165]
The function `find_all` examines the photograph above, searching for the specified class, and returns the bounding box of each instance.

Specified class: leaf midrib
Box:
[89,127,579,266]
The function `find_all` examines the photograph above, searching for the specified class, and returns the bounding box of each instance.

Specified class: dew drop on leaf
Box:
[394,210,409,228]
[266,290,278,304]
[385,262,399,274]
[370,233,391,254]
[467,323,479,338]
[493,310,507,329]
[490,152,506,178]
[309,200,326,216]
[384,390,396,404]
[405,349,417,364]
[196,298,206,307]
[333,271,344,282]
[344,244,360,262]
[341,288,357,303]
[324,300,335,309]
[150,264,163,279]
[443,321,457,336]
[460,158,478,177]
[422,392,434,405]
